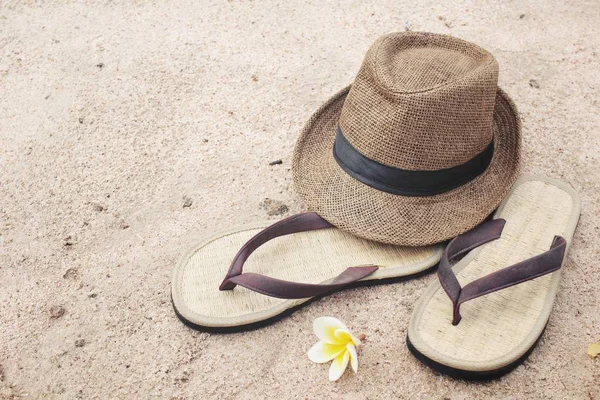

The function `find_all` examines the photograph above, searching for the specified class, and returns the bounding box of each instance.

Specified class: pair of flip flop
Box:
[171,175,580,379]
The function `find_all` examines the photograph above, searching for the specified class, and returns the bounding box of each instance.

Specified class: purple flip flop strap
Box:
[437,219,567,325]
[218,212,379,299]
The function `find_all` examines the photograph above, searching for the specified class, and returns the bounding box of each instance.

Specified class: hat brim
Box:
[292,85,521,246]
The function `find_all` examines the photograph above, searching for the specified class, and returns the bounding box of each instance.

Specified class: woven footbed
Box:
[407,175,580,373]
[171,223,442,329]
[292,85,521,246]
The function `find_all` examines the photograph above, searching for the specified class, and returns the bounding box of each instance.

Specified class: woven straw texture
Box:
[407,175,580,372]
[293,32,521,246]
[171,222,442,328]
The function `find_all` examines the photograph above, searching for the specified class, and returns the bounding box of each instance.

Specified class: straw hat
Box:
[292,32,521,246]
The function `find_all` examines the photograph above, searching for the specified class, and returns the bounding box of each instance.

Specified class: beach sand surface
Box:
[1,0,599,398]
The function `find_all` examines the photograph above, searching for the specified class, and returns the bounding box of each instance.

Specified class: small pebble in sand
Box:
[118,220,130,229]
[96,63,104,69]
[251,74,259,82]
[64,236,74,247]
[260,198,289,216]
[75,339,86,347]
[91,202,107,212]
[358,333,366,341]
[519,14,526,19]
[269,159,283,166]
[49,305,65,319]
[63,268,80,280]
[529,79,540,89]
[78,117,84,124]
[182,196,193,208]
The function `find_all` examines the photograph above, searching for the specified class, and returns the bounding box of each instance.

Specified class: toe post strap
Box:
[438,219,567,325]
[223,265,379,299]
[219,212,334,291]
[218,212,379,299]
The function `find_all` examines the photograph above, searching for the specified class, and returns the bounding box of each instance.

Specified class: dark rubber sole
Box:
[406,324,547,380]
[172,265,437,334]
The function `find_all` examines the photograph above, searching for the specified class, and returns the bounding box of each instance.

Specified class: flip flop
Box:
[407,174,580,379]
[172,212,443,332]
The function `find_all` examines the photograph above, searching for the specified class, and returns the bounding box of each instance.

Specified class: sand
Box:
[1,0,599,398]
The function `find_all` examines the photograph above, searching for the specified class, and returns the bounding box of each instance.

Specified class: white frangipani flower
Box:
[307,317,361,381]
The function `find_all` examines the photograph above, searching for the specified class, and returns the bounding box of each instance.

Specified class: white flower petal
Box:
[307,341,346,364]
[334,329,361,346]
[347,343,358,373]
[314,317,348,344]
[329,350,350,381]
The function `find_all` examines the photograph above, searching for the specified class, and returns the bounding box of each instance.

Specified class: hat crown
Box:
[339,32,500,171]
